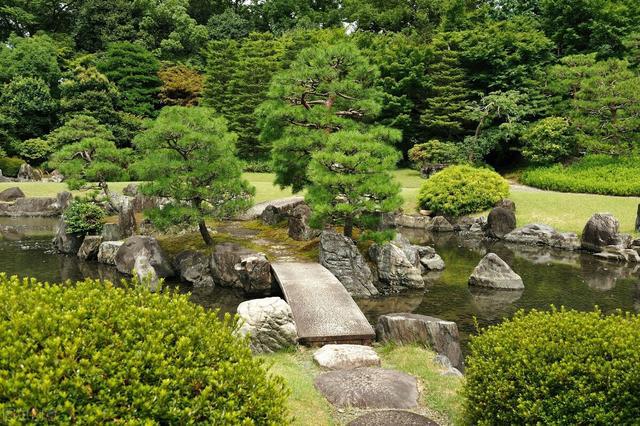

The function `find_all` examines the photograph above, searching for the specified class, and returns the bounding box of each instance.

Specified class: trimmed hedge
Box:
[0,275,290,424]
[0,157,24,177]
[463,309,640,425]
[521,155,640,196]
[417,165,509,216]
[64,199,106,235]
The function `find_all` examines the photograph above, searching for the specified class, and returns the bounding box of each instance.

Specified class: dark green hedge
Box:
[463,308,640,425]
[0,157,24,177]
[0,275,290,424]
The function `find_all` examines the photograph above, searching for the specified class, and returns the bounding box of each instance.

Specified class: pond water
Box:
[1,218,638,351]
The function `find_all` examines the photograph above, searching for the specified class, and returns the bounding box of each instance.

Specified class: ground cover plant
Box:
[0,275,289,424]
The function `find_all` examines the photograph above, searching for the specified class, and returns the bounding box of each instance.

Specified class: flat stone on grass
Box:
[313,344,380,370]
[315,367,418,409]
[348,410,439,426]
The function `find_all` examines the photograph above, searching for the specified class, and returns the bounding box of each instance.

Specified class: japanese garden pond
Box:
[1,217,638,352]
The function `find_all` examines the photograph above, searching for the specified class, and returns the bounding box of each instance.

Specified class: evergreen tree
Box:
[134,107,254,245]
[46,115,116,150]
[0,34,62,91]
[202,39,239,119]
[306,129,402,239]
[158,64,204,107]
[97,42,162,117]
[258,41,386,192]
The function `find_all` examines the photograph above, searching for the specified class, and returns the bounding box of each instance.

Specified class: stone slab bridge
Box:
[271,262,375,346]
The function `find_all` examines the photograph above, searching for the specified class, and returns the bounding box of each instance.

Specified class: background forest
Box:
[1,0,639,195]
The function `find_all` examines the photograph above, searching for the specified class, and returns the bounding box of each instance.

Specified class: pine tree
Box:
[306,129,403,238]
[97,42,162,117]
[202,38,239,115]
[134,107,255,245]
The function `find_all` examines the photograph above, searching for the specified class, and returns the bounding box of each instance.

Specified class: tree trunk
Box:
[343,216,353,239]
[198,219,213,246]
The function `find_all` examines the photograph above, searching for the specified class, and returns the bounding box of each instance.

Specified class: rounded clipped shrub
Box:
[408,139,463,169]
[64,199,106,235]
[0,275,289,424]
[417,165,509,216]
[521,117,576,164]
[0,157,24,177]
[463,309,640,425]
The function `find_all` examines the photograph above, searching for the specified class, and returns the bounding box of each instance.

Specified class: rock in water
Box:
[174,250,214,287]
[468,252,524,290]
[314,368,419,409]
[313,344,381,370]
[375,313,463,371]
[0,187,25,202]
[134,255,159,291]
[428,216,454,232]
[115,236,174,277]
[319,230,378,297]
[210,243,272,295]
[369,240,424,290]
[288,203,320,241]
[237,297,298,353]
[77,235,103,260]
[581,213,622,252]
[504,223,580,251]
[53,217,84,255]
[97,241,123,265]
[486,207,516,239]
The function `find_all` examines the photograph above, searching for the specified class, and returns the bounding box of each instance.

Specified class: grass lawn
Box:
[259,345,463,426]
[2,170,638,235]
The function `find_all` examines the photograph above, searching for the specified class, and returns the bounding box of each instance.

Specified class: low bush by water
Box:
[521,155,640,196]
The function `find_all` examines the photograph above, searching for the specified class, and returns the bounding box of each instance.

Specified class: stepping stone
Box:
[315,367,418,409]
[348,410,439,426]
[313,344,381,370]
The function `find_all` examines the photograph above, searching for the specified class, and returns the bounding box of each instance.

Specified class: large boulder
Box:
[97,241,123,265]
[115,236,174,277]
[384,213,432,229]
[504,223,580,251]
[101,223,123,241]
[53,218,84,255]
[288,203,320,241]
[313,344,381,370]
[0,197,62,217]
[210,243,272,295]
[0,187,25,202]
[118,197,137,238]
[495,198,516,212]
[48,170,64,183]
[468,252,524,290]
[134,255,159,291]
[54,191,73,211]
[319,230,378,297]
[17,163,41,181]
[581,213,622,252]
[174,250,214,287]
[237,297,298,353]
[369,238,425,290]
[418,246,446,271]
[260,198,305,225]
[427,216,454,232]
[486,207,516,239]
[376,313,463,371]
[77,235,103,260]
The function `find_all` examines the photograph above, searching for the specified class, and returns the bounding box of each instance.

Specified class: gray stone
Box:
[369,239,424,290]
[427,216,454,232]
[48,170,64,183]
[594,246,640,263]
[237,196,304,221]
[55,191,72,211]
[134,255,159,291]
[210,243,272,295]
[174,250,214,287]
[101,223,123,241]
[288,203,320,241]
[504,223,580,251]
[77,235,103,260]
[468,253,524,290]
[0,187,25,202]
[53,218,84,255]
[348,411,439,426]
[415,244,445,271]
[433,354,463,377]
[97,241,123,265]
[260,198,305,225]
[495,198,516,212]
[315,367,418,409]
[486,207,516,239]
[313,344,381,370]
[118,197,137,238]
[391,213,433,229]
[0,197,62,217]
[581,213,621,252]
[122,183,140,196]
[17,163,41,181]
[237,297,298,353]
[376,313,463,370]
[115,236,174,277]
[319,230,378,297]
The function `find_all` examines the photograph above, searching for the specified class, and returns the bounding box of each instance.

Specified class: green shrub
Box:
[15,137,54,164]
[0,156,24,177]
[463,308,640,425]
[521,117,576,164]
[417,165,509,216]
[522,154,640,195]
[408,140,464,170]
[63,199,106,235]
[0,275,290,424]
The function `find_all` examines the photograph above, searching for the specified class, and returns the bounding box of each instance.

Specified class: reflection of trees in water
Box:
[469,287,524,321]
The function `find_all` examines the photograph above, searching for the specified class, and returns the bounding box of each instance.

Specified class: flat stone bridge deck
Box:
[271,262,375,346]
